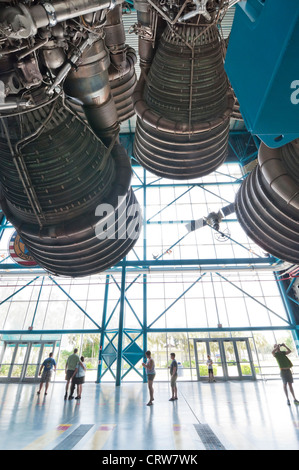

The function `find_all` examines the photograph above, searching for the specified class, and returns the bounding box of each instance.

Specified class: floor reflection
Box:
[0,380,298,450]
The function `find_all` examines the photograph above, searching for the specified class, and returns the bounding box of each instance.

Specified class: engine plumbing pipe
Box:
[0,0,123,39]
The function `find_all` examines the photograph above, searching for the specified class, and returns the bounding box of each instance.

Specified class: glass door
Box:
[23,342,56,382]
[194,339,224,381]
[235,339,255,379]
[0,341,56,383]
[222,340,240,379]
[0,343,17,379]
[10,343,29,381]
[194,340,209,380]
[24,343,43,381]
[207,340,224,380]
[194,337,256,381]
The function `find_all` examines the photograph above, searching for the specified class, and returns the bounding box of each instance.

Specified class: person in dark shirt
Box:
[169,353,178,401]
[272,343,299,406]
[65,348,80,400]
[37,352,56,396]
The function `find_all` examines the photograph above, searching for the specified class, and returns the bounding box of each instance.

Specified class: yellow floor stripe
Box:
[22,424,72,450]
[173,424,187,450]
[81,424,116,450]
[173,424,200,451]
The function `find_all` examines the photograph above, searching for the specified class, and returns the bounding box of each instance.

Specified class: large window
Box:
[0,162,297,382]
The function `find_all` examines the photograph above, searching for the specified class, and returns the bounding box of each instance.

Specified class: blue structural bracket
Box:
[0,276,40,306]
[216,272,291,326]
[148,273,207,328]
[97,274,110,383]
[117,257,279,268]
[122,337,144,379]
[274,273,299,354]
[116,264,126,386]
[225,0,299,148]
[49,276,102,330]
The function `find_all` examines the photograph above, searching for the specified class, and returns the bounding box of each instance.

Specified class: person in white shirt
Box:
[142,351,156,406]
[207,355,216,383]
[71,356,86,400]
[169,353,178,401]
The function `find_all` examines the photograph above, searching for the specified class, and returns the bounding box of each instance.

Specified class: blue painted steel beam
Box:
[111,274,143,329]
[147,326,298,333]
[97,274,110,383]
[49,276,102,330]
[0,276,40,305]
[117,257,278,267]
[274,272,299,354]
[196,183,232,205]
[215,272,291,326]
[132,181,242,189]
[30,276,44,329]
[286,278,297,294]
[288,297,299,308]
[116,264,126,386]
[121,364,143,380]
[142,168,148,383]
[147,186,195,223]
[115,265,281,275]
[147,220,232,225]
[0,264,45,270]
[101,331,118,378]
[156,232,191,261]
[0,264,281,277]
[121,331,144,379]
[143,273,147,385]
[0,329,103,334]
[0,256,12,264]
[104,298,120,330]
[148,273,207,328]
[0,326,297,335]
[0,216,9,243]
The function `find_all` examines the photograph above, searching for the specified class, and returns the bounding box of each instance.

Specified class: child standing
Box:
[207,355,216,383]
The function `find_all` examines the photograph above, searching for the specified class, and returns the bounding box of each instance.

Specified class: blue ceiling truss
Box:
[0,129,298,384]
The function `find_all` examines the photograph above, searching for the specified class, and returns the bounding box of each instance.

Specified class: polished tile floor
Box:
[0,379,299,450]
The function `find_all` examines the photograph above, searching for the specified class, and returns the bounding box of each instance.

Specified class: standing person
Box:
[207,355,216,383]
[142,351,156,406]
[37,352,56,396]
[169,353,178,401]
[65,348,80,400]
[272,343,299,406]
[71,356,86,400]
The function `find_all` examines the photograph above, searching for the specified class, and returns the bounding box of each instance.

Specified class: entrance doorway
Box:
[0,340,57,383]
[193,337,256,381]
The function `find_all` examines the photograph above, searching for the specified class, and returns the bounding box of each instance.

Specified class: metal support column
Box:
[97,274,110,383]
[143,273,147,383]
[30,276,44,329]
[142,168,147,383]
[116,264,126,386]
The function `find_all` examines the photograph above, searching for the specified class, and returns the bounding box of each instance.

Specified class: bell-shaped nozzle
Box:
[133,23,234,180]
[0,102,141,277]
[235,139,299,264]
